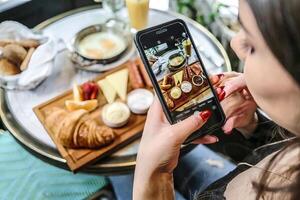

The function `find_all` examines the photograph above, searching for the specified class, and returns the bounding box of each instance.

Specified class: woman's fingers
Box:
[210,72,240,86]
[222,106,257,134]
[211,72,243,101]
[223,75,247,97]
[148,95,162,113]
[222,115,239,134]
[144,96,166,130]
[221,92,245,117]
[171,110,212,143]
[210,74,224,85]
[148,95,165,120]
[192,135,219,144]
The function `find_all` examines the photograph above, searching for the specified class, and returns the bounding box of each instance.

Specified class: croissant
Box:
[74,117,115,148]
[45,107,115,149]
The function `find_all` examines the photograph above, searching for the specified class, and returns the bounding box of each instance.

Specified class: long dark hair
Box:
[246,0,300,199]
[247,0,300,85]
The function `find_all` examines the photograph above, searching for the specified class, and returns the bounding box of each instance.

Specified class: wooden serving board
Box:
[33,62,147,171]
[160,62,209,112]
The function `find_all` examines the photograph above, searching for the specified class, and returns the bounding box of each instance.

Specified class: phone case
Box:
[134,19,226,144]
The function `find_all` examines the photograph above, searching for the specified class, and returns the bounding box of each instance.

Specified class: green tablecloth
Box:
[0,130,108,200]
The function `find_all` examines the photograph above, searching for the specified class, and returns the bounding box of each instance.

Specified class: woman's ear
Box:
[230,30,247,61]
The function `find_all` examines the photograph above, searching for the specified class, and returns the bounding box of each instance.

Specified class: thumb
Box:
[222,115,238,134]
[224,74,247,97]
[171,110,212,143]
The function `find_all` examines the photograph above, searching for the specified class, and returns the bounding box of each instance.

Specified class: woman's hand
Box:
[137,97,215,173]
[211,72,258,137]
[133,72,257,199]
[133,97,215,200]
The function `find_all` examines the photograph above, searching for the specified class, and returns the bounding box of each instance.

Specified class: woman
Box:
[133,0,300,199]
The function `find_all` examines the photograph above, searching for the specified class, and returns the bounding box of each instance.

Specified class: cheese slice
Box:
[98,79,117,103]
[173,70,183,85]
[105,68,129,101]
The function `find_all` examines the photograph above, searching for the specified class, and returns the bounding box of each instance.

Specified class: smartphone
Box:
[134,19,225,143]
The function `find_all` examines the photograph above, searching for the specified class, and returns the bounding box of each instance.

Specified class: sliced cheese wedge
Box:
[173,70,183,85]
[105,68,129,101]
[98,79,117,104]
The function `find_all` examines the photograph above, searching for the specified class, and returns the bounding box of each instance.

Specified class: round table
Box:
[0,5,231,174]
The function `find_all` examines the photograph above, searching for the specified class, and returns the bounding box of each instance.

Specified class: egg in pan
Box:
[78,32,127,60]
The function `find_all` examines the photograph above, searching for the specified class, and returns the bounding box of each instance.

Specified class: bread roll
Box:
[3,44,27,66]
[17,39,40,49]
[20,47,35,71]
[0,39,14,47]
[0,39,40,48]
[0,58,21,76]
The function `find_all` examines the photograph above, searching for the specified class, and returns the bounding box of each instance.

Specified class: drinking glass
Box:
[125,0,150,31]
[182,39,192,57]
[103,0,125,13]
[94,0,125,19]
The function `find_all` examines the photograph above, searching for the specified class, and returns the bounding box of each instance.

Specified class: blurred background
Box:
[0,0,241,70]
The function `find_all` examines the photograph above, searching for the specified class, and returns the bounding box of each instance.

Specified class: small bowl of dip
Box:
[102,102,131,128]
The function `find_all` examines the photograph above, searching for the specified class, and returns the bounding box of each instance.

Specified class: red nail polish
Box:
[215,86,225,95]
[218,90,226,101]
[217,74,224,79]
[215,87,222,95]
[199,110,212,121]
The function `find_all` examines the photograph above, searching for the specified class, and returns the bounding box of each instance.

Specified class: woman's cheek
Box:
[243,56,265,101]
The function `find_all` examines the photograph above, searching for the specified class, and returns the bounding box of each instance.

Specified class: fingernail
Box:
[218,90,226,101]
[216,86,225,101]
[213,136,219,142]
[215,87,221,95]
[215,86,224,95]
[217,74,224,79]
[199,110,212,121]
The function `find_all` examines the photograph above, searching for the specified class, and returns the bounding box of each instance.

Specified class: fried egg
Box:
[78,32,126,60]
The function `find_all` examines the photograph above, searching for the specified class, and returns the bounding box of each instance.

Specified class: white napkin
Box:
[0,21,63,90]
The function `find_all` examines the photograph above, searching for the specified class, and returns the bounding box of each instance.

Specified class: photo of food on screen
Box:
[143,32,214,117]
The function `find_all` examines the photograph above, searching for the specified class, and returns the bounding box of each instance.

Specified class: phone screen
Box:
[137,21,224,133]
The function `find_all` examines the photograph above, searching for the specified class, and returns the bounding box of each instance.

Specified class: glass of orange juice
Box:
[125,0,150,31]
[182,39,192,57]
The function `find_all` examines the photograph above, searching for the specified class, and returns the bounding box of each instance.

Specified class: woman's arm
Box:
[235,112,258,138]
[133,170,174,200]
[133,98,217,200]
